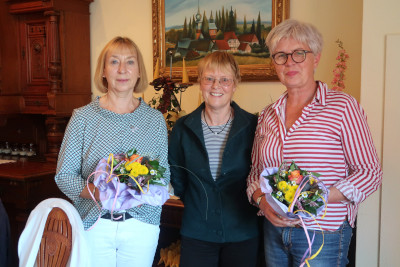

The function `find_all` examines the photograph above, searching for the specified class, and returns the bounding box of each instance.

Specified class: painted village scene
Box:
[165,0,273,67]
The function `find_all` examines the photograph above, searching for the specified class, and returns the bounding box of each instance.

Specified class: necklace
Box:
[203,109,232,135]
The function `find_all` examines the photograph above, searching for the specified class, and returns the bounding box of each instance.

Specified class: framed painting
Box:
[152,0,290,82]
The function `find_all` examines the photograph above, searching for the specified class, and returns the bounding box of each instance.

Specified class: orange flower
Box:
[288,170,303,185]
[128,155,142,163]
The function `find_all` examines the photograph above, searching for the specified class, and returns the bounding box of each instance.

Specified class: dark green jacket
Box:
[169,101,259,243]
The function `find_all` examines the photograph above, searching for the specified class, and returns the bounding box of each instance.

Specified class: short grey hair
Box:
[266,19,323,56]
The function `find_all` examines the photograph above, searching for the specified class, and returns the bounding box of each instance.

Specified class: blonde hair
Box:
[197,51,241,85]
[266,19,323,56]
[94,36,148,93]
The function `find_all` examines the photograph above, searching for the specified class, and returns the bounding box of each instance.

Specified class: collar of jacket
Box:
[182,101,251,144]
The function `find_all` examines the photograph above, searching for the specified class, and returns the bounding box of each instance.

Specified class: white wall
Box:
[380,33,400,267]
[361,0,400,266]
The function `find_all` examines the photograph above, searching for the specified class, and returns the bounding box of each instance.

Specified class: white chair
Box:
[18,198,90,267]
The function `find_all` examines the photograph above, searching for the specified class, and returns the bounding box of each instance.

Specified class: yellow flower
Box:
[125,162,132,171]
[130,169,139,177]
[284,187,298,203]
[277,181,288,192]
[289,184,299,191]
[125,161,140,171]
[139,165,149,175]
[285,190,295,203]
[131,162,141,169]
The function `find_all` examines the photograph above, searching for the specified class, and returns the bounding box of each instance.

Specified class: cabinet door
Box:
[19,13,51,113]
[0,1,21,113]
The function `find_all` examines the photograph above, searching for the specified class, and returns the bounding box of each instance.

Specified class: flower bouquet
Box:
[260,161,328,219]
[91,148,169,211]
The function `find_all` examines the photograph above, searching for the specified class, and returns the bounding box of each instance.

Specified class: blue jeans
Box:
[263,218,352,267]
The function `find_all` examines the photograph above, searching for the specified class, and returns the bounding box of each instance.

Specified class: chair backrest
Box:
[36,207,72,267]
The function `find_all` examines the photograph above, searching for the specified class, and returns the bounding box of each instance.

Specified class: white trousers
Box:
[85,218,160,267]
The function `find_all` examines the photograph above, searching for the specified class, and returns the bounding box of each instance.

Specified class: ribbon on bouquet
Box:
[293,209,325,267]
[287,175,329,267]
[86,165,125,230]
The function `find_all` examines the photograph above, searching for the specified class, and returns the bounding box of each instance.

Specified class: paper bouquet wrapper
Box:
[259,167,327,219]
[92,154,169,211]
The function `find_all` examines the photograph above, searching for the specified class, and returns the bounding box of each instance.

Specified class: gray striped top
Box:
[201,118,233,180]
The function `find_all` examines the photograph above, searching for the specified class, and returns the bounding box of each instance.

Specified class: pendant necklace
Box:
[203,109,232,135]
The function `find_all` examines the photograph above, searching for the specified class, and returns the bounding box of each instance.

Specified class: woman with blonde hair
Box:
[55,36,169,267]
[169,51,260,267]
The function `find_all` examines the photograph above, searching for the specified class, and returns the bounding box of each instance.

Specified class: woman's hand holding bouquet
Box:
[259,161,329,267]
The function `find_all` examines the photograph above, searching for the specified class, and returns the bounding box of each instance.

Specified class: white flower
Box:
[150,170,157,175]
[277,191,283,197]
[301,192,308,198]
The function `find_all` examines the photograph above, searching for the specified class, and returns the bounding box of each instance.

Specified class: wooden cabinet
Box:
[0,0,93,160]
[1,0,93,115]
[159,199,184,229]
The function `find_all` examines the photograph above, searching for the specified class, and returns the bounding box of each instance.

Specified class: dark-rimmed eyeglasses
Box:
[201,76,233,87]
[271,49,312,65]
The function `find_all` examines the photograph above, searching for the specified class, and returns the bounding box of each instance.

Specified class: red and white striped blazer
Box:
[247,81,382,231]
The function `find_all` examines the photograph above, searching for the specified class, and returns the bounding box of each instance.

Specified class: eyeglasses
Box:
[271,49,312,65]
[201,76,234,87]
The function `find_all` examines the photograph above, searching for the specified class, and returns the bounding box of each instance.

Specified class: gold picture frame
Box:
[152,0,290,82]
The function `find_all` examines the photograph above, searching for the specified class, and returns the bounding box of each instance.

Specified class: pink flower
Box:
[331,39,349,91]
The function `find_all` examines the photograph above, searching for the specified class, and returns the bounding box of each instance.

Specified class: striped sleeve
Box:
[334,96,382,204]
[246,107,270,202]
